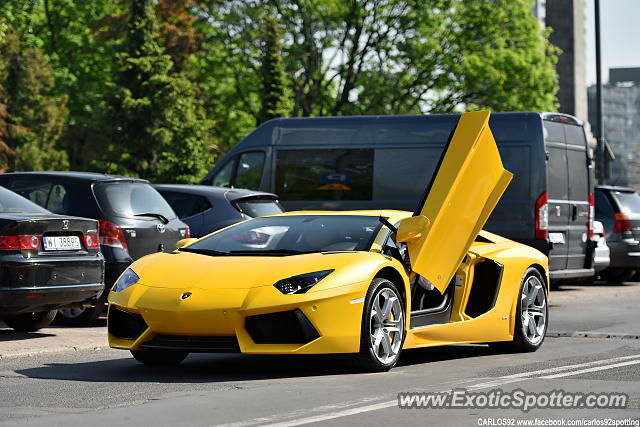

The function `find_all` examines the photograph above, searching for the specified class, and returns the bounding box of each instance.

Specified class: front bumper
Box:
[108,281,367,354]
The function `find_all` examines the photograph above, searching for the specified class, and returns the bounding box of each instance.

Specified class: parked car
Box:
[0,185,104,332]
[592,220,610,273]
[200,112,595,284]
[154,184,284,238]
[594,185,640,283]
[0,172,189,325]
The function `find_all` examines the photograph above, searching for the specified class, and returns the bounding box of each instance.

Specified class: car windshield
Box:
[181,215,382,256]
[94,182,177,220]
[0,186,50,214]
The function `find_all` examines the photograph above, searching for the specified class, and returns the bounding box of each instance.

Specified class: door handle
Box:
[571,205,578,221]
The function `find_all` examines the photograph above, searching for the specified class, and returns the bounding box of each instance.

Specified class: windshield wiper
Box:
[228,249,310,256]
[179,247,230,256]
[135,212,169,224]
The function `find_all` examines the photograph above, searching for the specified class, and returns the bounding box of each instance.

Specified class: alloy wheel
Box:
[369,287,404,364]
[520,274,547,345]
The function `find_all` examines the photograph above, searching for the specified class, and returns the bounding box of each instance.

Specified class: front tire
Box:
[353,278,406,372]
[3,310,57,332]
[490,267,548,353]
[130,350,188,366]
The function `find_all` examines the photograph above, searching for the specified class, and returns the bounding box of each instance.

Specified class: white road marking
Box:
[259,401,397,427]
[213,353,640,427]
[540,359,640,379]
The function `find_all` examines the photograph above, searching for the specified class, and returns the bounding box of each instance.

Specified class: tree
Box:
[257,15,292,124]
[100,0,214,183]
[0,26,69,171]
[0,1,125,169]
[442,0,560,112]
[201,0,558,121]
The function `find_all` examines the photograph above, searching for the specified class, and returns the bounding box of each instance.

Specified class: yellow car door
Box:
[397,111,513,293]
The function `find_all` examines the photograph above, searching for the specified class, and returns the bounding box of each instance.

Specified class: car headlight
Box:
[112,268,140,292]
[273,270,334,294]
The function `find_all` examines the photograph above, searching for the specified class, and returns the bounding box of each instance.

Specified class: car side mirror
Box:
[175,238,198,249]
[396,215,430,242]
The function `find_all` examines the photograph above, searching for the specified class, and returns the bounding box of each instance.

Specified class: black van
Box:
[201,112,595,282]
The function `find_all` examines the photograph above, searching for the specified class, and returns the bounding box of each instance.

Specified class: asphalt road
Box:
[1,283,639,427]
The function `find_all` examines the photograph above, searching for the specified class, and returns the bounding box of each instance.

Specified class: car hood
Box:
[130,250,380,291]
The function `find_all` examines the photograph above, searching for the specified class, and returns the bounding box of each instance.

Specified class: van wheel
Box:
[353,278,406,372]
[490,268,548,353]
[3,310,57,332]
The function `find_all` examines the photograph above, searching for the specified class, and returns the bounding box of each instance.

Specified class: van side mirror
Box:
[175,238,198,249]
[396,215,430,242]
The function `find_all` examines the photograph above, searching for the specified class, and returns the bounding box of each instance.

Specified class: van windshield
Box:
[94,182,177,220]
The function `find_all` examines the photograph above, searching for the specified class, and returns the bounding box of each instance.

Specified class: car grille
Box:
[108,307,148,340]
[245,309,320,344]
[140,335,241,353]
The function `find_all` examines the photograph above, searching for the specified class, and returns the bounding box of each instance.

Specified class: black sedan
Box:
[0,186,104,332]
[153,185,284,237]
[0,172,189,326]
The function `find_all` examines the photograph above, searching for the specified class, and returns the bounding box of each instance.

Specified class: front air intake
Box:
[245,309,320,344]
[108,306,148,340]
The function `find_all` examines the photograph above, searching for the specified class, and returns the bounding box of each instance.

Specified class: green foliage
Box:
[99,0,213,183]
[0,0,560,181]
[448,0,560,112]
[0,26,69,171]
[257,15,292,124]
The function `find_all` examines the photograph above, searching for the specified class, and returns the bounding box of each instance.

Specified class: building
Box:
[545,0,588,124]
[588,68,640,188]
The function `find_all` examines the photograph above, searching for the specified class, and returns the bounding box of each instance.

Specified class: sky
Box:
[584,0,640,85]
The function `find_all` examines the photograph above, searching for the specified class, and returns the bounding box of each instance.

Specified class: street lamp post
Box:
[595,0,605,183]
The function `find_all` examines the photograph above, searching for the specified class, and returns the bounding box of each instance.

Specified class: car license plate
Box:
[43,236,82,251]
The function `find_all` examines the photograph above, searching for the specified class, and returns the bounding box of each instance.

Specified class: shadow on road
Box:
[0,330,55,341]
[14,344,493,384]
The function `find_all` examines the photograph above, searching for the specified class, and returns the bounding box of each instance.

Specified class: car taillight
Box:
[535,191,549,239]
[98,220,128,248]
[184,225,191,239]
[587,193,595,239]
[82,233,100,249]
[0,235,41,250]
[614,212,632,233]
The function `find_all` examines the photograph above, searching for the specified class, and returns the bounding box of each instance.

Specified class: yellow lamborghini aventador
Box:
[107,111,549,372]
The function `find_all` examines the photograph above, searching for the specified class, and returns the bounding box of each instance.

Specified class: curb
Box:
[0,344,109,360]
[547,331,640,340]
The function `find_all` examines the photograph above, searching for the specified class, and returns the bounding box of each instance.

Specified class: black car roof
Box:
[595,185,637,193]
[153,184,278,201]
[0,171,149,183]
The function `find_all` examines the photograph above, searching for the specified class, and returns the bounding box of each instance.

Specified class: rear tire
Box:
[56,292,107,326]
[130,350,188,366]
[489,267,548,353]
[601,268,636,285]
[3,310,57,332]
[353,278,406,372]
